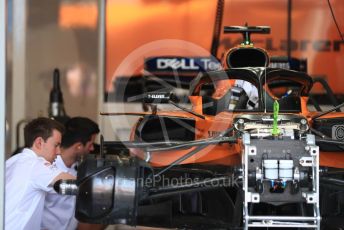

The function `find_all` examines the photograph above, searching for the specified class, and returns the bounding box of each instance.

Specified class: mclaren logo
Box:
[222,38,344,52]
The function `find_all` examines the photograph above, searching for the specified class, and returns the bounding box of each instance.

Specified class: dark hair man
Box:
[41,117,100,230]
[5,117,76,229]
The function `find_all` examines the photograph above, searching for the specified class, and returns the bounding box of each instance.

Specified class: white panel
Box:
[0,0,7,227]
[11,0,26,152]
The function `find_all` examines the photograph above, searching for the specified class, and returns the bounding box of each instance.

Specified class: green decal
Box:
[272,100,280,136]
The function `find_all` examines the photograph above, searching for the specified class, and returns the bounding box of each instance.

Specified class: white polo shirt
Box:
[41,155,78,230]
[234,80,259,109]
[5,148,63,230]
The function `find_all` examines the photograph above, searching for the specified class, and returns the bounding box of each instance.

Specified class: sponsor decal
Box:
[208,130,221,138]
[145,57,222,72]
[222,38,344,52]
[148,94,165,99]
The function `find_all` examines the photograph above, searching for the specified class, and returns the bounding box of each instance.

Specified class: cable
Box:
[312,101,344,120]
[147,137,237,152]
[313,77,340,110]
[154,126,234,177]
[264,68,267,113]
[210,0,225,58]
[169,100,205,119]
[327,0,344,41]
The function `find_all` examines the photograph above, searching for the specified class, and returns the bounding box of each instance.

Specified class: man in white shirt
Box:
[41,117,100,230]
[213,79,259,110]
[5,117,76,230]
[233,80,259,109]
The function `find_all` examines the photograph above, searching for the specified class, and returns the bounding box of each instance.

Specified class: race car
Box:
[55,26,344,230]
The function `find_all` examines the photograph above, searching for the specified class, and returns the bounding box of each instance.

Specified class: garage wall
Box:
[10,0,99,153]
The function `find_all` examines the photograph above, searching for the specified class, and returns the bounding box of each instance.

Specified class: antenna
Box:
[210,0,225,57]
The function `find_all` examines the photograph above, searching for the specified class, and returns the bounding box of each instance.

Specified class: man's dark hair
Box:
[61,117,100,148]
[24,117,65,148]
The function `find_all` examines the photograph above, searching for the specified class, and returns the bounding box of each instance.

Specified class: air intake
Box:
[226,47,269,68]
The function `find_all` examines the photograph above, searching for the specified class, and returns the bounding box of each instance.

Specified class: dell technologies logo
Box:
[145,57,222,72]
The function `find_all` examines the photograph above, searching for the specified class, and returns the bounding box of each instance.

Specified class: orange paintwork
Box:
[106,0,344,94]
[108,0,344,169]
[59,2,98,29]
[129,109,240,167]
[320,152,344,168]
[302,97,344,168]
[129,93,344,169]
[132,144,241,167]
